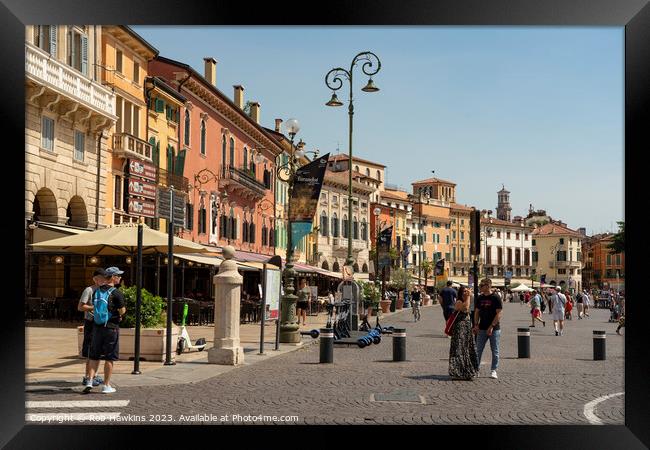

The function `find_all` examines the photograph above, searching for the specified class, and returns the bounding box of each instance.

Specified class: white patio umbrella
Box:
[511,283,534,292]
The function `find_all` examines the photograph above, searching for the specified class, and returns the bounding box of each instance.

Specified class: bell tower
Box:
[496,185,512,222]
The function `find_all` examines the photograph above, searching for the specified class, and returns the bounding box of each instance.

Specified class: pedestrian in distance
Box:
[449,286,479,380]
[296,278,310,326]
[83,267,126,394]
[582,289,591,317]
[77,267,109,388]
[565,291,574,320]
[549,286,567,336]
[473,278,503,379]
[575,290,584,319]
[440,281,457,337]
[529,290,546,328]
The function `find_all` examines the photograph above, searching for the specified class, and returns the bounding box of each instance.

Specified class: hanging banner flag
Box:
[378,226,393,270]
[434,258,445,276]
[288,153,330,248]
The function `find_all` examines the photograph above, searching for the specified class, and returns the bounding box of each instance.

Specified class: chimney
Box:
[250,102,260,124]
[233,85,244,109]
[203,57,217,87]
[275,118,282,132]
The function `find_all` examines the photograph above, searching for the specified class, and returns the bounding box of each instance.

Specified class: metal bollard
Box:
[392,328,406,361]
[593,330,606,360]
[319,327,334,363]
[517,327,530,358]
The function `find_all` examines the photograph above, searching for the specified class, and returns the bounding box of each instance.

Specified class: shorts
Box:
[443,308,454,321]
[89,325,120,361]
[81,319,95,358]
[531,308,541,319]
[297,301,308,310]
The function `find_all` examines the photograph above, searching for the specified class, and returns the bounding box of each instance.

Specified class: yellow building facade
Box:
[449,203,473,276]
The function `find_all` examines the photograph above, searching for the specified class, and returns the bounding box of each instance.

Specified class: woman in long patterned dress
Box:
[449,286,479,380]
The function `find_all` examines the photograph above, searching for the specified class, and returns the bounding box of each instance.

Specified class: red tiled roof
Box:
[532,222,582,237]
[380,190,410,202]
[481,217,534,230]
[412,177,456,186]
[450,203,474,212]
[329,154,386,168]
[324,170,375,193]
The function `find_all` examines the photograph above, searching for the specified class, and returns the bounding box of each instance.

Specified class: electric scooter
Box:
[176,303,207,355]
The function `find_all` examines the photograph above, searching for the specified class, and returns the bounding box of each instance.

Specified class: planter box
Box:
[380,300,392,313]
[77,325,180,362]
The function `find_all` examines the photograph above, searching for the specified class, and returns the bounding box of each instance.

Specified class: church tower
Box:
[496,185,512,222]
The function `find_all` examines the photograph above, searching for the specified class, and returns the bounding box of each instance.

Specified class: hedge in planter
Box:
[118,286,165,329]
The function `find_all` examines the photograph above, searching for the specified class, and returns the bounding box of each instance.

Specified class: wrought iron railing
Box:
[221,165,267,195]
[157,167,189,193]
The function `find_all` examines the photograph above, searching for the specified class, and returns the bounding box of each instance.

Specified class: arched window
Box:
[269,228,274,247]
[361,218,368,241]
[353,217,359,240]
[365,168,370,177]
[322,261,329,271]
[333,261,340,273]
[200,120,206,155]
[331,213,339,238]
[184,110,190,146]
[230,137,235,166]
[362,263,369,273]
[221,135,227,176]
[342,215,349,239]
[355,165,360,173]
[353,263,359,273]
[242,218,249,243]
[243,147,248,170]
[249,221,255,244]
[320,211,329,236]
[376,170,381,181]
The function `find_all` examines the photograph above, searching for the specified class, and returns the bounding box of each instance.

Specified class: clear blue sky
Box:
[133,26,624,235]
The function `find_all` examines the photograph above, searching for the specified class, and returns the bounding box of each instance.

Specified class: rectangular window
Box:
[74,130,85,161]
[133,106,140,139]
[460,248,464,261]
[559,238,564,245]
[116,97,123,133]
[497,231,501,239]
[446,235,449,244]
[460,231,464,241]
[516,233,520,240]
[558,269,567,275]
[445,252,450,261]
[123,101,132,135]
[116,49,123,73]
[452,247,456,262]
[133,61,140,84]
[41,116,54,151]
[616,254,621,265]
[114,175,122,210]
[532,239,536,246]
[525,234,529,241]
[186,204,194,230]
[606,254,612,265]
[507,248,512,265]
[557,251,567,262]
[507,232,511,240]
[452,231,456,240]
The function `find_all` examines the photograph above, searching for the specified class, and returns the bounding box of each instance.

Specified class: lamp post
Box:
[325,52,381,269]
[373,207,388,298]
[276,119,320,343]
[407,191,425,286]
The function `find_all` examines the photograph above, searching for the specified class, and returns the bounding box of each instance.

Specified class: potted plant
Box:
[389,268,412,310]
[360,281,380,316]
[77,286,180,362]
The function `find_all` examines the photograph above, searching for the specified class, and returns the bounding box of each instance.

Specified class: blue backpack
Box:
[93,286,116,326]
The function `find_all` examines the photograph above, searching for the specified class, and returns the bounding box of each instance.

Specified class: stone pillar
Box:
[208,246,245,365]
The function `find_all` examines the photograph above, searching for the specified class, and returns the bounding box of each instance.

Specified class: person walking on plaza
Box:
[440,281,457,333]
[565,291,574,320]
[449,286,479,380]
[296,278,310,326]
[615,297,625,335]
[77,268,109,388]
[549,286,567,336]
[83,267,126,394]
[529,290,545,328]
[575,290,584,319]
[582,289,591,318]
[473,278,503,379]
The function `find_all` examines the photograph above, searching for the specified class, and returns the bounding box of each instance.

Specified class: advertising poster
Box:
[288,153,330,247]
[264,268,281,320]
[378,226,393,270]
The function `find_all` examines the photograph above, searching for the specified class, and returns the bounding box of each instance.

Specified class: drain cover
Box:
[371,390,425,404]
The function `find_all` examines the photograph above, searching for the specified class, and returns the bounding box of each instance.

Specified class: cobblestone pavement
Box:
[25,302,624,425]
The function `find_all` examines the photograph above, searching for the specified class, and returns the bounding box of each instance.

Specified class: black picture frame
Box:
[3,0,646,447]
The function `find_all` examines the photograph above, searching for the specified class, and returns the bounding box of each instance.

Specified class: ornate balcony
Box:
[219,165,267,202]
[112,133,153,162]
[25,43,116,121]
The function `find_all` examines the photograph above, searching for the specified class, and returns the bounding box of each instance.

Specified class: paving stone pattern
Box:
[26,303,624,425]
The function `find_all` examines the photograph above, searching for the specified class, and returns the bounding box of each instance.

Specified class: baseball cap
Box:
[93,268,108,278]
[105,266,124,276]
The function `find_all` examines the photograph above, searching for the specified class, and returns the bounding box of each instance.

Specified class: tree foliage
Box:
[118,286,165,329]
[607,221,624,254]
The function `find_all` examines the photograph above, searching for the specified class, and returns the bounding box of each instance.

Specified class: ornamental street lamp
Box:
[276,119,320,343]
[325,52,381,269]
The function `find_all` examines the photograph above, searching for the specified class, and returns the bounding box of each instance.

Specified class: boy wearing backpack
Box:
[78,268,109,387]
[83,267,126,394]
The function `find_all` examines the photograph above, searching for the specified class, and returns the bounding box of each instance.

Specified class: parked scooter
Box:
[176,303,207,354]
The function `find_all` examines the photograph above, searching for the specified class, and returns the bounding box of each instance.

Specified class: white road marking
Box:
[26,400,130,408]
[583,392,624,424]
[26,412,121,422]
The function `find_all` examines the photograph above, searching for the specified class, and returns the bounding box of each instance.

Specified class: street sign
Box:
[127,159,156,182]
[128,198,156,218]
[128,178,157,200]
[157,187,186,227]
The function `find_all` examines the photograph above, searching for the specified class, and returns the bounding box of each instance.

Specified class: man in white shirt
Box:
[550,286,567,336]
[582,289,591,318]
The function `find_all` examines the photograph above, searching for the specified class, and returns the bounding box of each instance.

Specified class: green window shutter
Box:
[155,99,165,113]
[175,149,186,176]
[149,138,159,167]
[166,145,174,173]
[49,25,57,57]
[81,34,88,75]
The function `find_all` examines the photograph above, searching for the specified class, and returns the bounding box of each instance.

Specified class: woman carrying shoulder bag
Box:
[448,286,479,380]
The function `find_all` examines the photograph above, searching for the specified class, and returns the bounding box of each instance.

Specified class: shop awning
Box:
[175,253,222,267]
[31,222,90,248]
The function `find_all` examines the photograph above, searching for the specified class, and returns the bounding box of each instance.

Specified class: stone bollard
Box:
[517,327,531,358]
[593,330,606,360]
[392,328,407,361]
[319,328,334,363]
[208,246,245,365]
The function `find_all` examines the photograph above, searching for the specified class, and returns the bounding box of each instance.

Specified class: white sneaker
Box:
[101,385,116,394]
[490,370,498,379]
[82,380,93,394]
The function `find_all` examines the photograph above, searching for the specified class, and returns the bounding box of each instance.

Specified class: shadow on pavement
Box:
[403,374,452,381]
